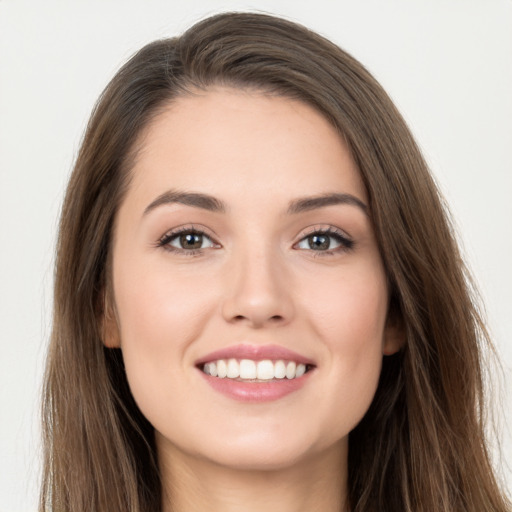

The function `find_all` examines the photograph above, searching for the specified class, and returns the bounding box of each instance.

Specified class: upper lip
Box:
[195,344,316,366]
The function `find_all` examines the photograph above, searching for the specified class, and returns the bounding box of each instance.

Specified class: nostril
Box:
[231,314,285,324]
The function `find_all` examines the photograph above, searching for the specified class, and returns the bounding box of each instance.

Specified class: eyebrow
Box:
[144,190,226,215]
[287,193,368,216]
[143,189,368,216]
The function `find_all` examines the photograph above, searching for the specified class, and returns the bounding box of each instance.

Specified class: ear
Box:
[100,290,121,348]
[382,304,405,356]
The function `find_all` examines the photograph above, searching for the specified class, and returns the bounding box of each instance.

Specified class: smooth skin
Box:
[104,88,402,512]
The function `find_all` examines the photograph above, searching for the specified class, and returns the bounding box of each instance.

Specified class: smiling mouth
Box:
[200,358,315,381]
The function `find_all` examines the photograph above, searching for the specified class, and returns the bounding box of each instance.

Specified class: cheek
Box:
[301,263,388,430]
[111,258,218,410]
[114,257,216,349]
[304,261,388,348]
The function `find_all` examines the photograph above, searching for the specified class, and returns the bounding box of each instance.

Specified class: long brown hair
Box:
[41,12,510,511]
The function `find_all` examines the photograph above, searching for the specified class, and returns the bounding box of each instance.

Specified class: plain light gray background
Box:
[1,1,511,510]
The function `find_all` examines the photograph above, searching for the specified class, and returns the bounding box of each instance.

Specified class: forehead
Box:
[124,87,367,212]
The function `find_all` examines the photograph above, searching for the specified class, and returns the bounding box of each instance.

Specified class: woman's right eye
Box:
[158,229,217,254]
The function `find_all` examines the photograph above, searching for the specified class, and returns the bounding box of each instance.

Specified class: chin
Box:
[205,442,311,472]
[176,423,345,473]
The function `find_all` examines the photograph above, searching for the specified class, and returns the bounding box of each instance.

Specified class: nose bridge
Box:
[222,238,293,327]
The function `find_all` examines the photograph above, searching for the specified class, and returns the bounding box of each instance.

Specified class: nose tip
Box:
[221,258,294,328]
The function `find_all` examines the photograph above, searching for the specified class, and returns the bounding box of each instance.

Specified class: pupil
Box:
[180,233,202,249]
[309,234,329,250]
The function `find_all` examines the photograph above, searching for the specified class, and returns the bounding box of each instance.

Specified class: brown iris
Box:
[179,232,204,249]
[307,234,330,250]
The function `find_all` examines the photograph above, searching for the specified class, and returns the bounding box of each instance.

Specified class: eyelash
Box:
[157,226,218,257]
[294,226,354,256]
[156,226,354,257]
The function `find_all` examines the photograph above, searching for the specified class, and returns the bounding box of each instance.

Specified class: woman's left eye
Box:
[295,230,354,253]
[159,230,217,253]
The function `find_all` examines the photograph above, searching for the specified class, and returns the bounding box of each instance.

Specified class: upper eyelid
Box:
[296,225,352,241]
[159,224,220,243]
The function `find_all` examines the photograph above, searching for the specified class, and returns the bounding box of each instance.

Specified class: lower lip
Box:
[197,369,313,402]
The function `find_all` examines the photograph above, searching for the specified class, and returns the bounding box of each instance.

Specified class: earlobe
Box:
[102,314,121,348]
[383,327,404,355]
[100,291,121,348]
[382,308,405,356]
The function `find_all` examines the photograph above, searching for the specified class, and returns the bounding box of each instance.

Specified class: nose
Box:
[221,246,295,328]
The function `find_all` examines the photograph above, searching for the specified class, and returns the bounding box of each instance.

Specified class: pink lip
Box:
[198,370,313,402]
[195,343,315,366]
[195,344,316,403]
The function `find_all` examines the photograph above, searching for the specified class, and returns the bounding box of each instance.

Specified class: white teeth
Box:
[202,359,310,380]
[286,361,296,379]
[210,362,218,377]
[257,360,274,380]
[227,358,240,378]
[274,360,286,379]
[239,359,257,379]
[217,359,227,378]
[296,363,306,377]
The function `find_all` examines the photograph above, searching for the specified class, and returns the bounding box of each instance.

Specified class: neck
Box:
[159,441,348,512]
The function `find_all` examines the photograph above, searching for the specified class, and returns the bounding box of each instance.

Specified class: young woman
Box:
[40,12,511,512]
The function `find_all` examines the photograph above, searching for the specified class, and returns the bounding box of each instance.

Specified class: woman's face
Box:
[107,87,400,471]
